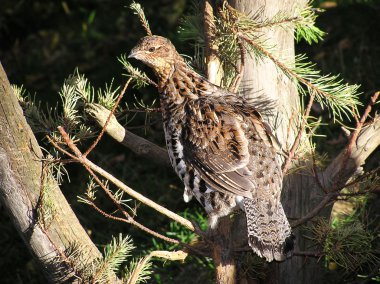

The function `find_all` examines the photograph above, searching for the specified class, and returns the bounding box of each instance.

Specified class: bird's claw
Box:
[191,220,206,239]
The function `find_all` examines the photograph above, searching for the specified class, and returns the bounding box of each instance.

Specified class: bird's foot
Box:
[191,220,207,239]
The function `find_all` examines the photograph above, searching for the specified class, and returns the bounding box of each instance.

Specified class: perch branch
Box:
[85,103,170,167]
[330,91,380,189]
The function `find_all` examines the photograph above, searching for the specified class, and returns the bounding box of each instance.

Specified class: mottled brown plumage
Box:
[129,35,293,262]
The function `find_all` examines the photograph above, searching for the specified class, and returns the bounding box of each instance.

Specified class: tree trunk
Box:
[228,1,329,283]
[212,217,237,284]
[0,63,108,283]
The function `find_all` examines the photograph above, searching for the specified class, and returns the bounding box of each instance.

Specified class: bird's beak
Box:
[128,49,142,60]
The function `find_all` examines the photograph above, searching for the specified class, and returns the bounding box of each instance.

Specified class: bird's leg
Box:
[191,220,207,239]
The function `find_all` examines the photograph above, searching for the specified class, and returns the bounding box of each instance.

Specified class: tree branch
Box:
[292,107,380,227]
[49,126,195,232]
[85,103,170,167]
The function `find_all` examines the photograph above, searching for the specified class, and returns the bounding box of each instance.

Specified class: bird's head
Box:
[128,35,183,76]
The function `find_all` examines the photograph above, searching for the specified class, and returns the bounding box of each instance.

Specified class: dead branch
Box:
[85,103,170,167]
[292,93,380,227]
[49,126,195,232]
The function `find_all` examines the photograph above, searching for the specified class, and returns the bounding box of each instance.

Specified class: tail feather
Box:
[243,198,292,262]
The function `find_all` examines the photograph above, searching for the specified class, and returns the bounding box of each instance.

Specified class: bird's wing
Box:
[181,98,276,198]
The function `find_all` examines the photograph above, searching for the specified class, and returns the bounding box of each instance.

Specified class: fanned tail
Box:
[243,198,293,262]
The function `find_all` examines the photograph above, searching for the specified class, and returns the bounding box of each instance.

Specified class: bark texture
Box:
[0,63,103,283]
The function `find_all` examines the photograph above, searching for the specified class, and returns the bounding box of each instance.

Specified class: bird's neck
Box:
[158,62,207,105]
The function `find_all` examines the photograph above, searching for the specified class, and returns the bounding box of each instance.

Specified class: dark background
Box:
[0,0,379,283]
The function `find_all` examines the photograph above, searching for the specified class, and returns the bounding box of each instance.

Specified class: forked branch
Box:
[292,92,380,227]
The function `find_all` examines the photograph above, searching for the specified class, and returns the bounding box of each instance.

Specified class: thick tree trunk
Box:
[0,63,108,283]
[228,1,329,283]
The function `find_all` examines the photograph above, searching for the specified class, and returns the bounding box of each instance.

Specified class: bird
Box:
[128,35,293,262]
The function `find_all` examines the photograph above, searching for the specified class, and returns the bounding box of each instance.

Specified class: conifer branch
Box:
[91,234,134,283]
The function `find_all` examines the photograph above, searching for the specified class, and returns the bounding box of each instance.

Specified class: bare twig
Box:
[292,250,324,258]
[229,38,246,93]
[282,92,316,174]
[291,192,337,228]
[49,126,195,232]
[312,152,327,194]
[86,199,180,244]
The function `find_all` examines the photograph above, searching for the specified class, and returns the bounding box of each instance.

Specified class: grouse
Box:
[129,35,293,262]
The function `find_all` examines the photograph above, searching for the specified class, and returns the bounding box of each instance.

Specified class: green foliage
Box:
[295,4,325,44]
[178,0,204,44]
[149,209,214,283]
[123,257,153,284]
[307,215,378,273]
[91,234,135,283]
[293,54,361,121]
[53,234,153,284]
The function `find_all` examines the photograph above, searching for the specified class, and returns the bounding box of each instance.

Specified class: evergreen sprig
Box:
[292,54,361,120]
[124,257,153,284]
[91,234,135,283]
[13,85,59,133]
[294,4,325,44]
[130,1,152,36]
[118,55,156,88]
[178,0,204,44]
[308,217,379,272]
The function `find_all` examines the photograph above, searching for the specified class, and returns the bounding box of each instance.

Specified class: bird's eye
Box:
[148,47,155,52]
